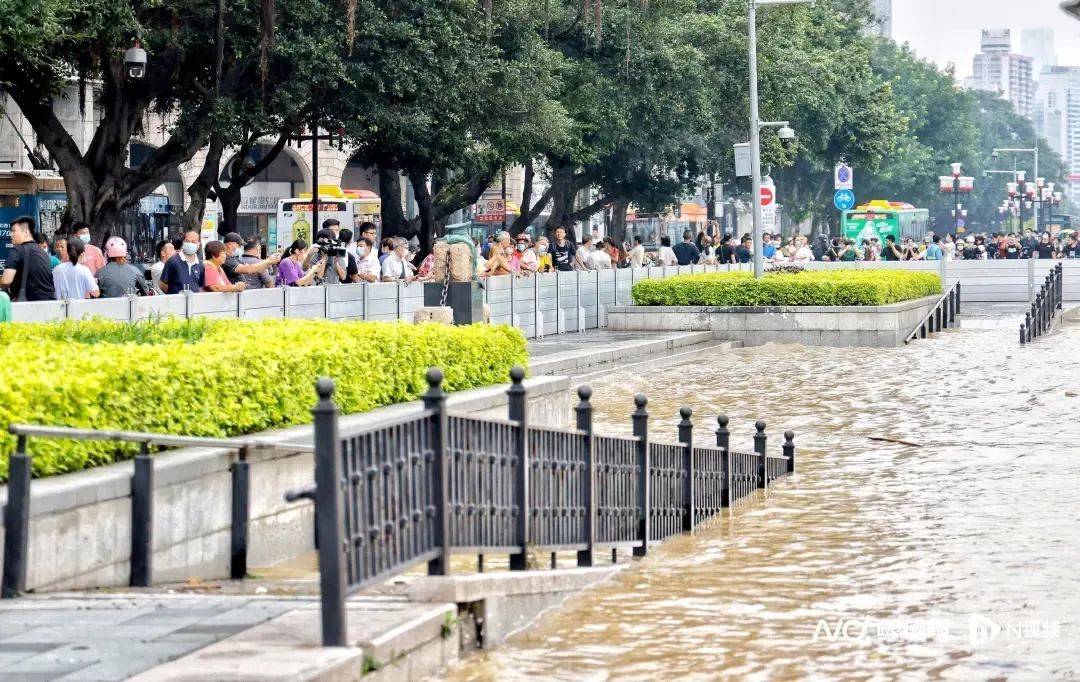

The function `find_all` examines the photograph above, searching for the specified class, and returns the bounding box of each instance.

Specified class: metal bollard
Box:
[678,407,694,531]
[1,435,31,599]
[632,394,651,558]
[576,385,596,568]
[130,442,154,587]
[230,447,251,580]
[312,377,347,647]
[1020,323,1026,344]
[507,366,530,571]
[783,431,795,474]
[716,415,731,508]
[754,420,767,489]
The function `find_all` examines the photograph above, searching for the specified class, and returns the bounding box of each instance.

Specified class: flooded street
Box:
[445,310,1080,680]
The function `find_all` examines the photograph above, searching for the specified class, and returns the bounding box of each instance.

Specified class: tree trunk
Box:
[543,161,577,231]
[378,165,407,238]
[182,135,225,231]
[217,187,243,238]
[609,197,629,245]
[409,170,435,257]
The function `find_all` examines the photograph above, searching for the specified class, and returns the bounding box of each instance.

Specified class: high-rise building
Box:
[869,0,892,38]
[1021,28,1057,78]
[1033,66,1080,203]
[965,30,1035,120]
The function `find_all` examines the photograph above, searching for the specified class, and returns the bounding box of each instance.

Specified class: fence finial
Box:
[717,415,729,429]
[756,419,766,434]
[425,367,444,391]
[315,377,336,402]
[578,385,593,402]
[679,406,693,421]
[509,365,526,384]
[634,393,648,411]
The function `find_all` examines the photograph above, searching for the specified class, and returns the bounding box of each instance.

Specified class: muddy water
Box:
[444,311,1080,680]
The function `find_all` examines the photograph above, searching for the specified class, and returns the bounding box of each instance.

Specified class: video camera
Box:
[314,235,347,258]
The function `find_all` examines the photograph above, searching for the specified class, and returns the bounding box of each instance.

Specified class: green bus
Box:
[842,201,930,244]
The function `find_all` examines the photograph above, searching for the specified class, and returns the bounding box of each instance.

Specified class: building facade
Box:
[870,0,892,38]
[1033,66,1080,203]
[965,30,1035,120]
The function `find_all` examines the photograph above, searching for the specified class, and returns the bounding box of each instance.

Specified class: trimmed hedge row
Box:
[0,318,528,479]
[631,270,943,307]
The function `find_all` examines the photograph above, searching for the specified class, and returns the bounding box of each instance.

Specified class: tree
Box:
[0,0,338,236]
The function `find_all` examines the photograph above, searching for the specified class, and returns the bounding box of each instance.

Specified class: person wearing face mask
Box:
[220,232,281,285]
[71,222,106,275]
[353,237,380,282]
[159,230,205,294]
[381,237,417,281]
[533,236,552,272]
[512,234,538,274]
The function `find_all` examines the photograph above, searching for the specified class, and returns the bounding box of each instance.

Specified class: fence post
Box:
[533,273,541,338]
[283,284,293,318]
[1028,255,1035,302]
[783,431,795,474]
[576,386,595,568]
[678,407,694,531]
[716,416,731,508]
[555,272,562,334]
[1020,323,1026,345]
[954,281,961,316]
[130,441,154,587]
[423,369,451,576]
[230,447,251,580]
[1058,264,1063,310]
[1,435,31,598]
[631,394,651,557]
[507,366,530,571]
[510,274,516,328]
[183,288,193,319]
[311,378,347,646]
[754,421,767,489]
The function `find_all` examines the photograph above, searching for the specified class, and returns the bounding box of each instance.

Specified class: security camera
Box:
[777,125,796,149]
[124,47,147,79]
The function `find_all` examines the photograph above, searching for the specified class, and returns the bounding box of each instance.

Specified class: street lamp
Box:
[939,162,974,233]
[747,0,813,279]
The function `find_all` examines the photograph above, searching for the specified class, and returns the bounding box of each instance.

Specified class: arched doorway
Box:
[342,157,379,195]
[219,143,309,242]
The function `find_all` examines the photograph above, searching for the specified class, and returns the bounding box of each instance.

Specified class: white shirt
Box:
[357,250,381,279]
[629,244,646,267]
[150,261,166,292]
[793,246,814,262]
[52,262,98,300]
[657,246,678,266]
[587,249,612,270]
[382,253,415,280]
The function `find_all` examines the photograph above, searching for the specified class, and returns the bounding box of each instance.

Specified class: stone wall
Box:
[607,296,941,348]
[0,377,571,593]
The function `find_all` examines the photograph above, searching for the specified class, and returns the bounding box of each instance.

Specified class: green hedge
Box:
[632,270,942,307]
[0,318,528,479]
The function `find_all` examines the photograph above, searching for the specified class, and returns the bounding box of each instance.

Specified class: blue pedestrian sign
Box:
[833,189,855,211]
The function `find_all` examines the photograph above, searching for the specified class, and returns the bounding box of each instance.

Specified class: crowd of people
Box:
[0,215,435,302]
[4,212,1078,304]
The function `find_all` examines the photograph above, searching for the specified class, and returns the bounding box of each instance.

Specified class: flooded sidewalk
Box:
[444,312,1080,680]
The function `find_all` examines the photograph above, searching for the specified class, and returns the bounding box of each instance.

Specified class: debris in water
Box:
[868,436,922,448]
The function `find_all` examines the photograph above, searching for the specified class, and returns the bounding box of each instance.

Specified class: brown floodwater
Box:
[443,309,1080,680]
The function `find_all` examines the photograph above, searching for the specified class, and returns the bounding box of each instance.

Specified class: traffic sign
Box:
[833,189,855,211]
[834,163,854,190]
[760,187,774,207]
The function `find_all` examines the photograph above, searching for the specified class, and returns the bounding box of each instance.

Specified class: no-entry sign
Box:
[760,187,774,207]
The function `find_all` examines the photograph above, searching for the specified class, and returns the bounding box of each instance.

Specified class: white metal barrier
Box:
[10,260,1074,335]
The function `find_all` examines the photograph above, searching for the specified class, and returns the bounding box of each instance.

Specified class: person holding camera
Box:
[306,228,354,285]
[221,232,281,286]
[277,240,325,286]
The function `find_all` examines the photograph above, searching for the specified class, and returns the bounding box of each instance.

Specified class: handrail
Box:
[7,423,315,454]
[904,281,960,345]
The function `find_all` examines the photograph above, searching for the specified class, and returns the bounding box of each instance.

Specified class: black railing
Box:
[1,427,313,599]
[1021,263,1063,344]
[904,281,961,344]
[289,367,797,647]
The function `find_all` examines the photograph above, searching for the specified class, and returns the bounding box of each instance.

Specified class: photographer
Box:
[277,240,325,287]
[307,228,354,285]
[222,232,280,286]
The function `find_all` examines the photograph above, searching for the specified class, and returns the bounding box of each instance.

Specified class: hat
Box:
[515,233,531,243]
[223,232,244,245]
[105,237,128,258]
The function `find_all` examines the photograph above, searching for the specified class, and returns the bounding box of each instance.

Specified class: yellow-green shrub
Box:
[0,318,527,479]
[632,270,942,307]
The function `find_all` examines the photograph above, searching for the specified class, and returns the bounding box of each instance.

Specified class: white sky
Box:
[892,0,1080,78]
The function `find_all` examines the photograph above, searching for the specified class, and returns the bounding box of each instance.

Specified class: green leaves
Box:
[0,319,528,480]
[631,270,942,307]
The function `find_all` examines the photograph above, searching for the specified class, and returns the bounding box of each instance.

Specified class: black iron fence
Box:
[287,367,797,647]
[1,427,312,599]
[1021,263,1063,344]
[904,282,961,344]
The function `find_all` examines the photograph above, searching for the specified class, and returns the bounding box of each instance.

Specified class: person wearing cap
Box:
[203,241,248,293]
[221,232,281,285]
[96,237,150,298]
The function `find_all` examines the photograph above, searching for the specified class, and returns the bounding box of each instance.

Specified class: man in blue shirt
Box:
[762,232,777,259]
[160,230,204,294]
[924,235,943,260]
[672,231,701,266]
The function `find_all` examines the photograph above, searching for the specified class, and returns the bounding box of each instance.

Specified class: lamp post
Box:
[939,163,974,233]
[747,0,810,279]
